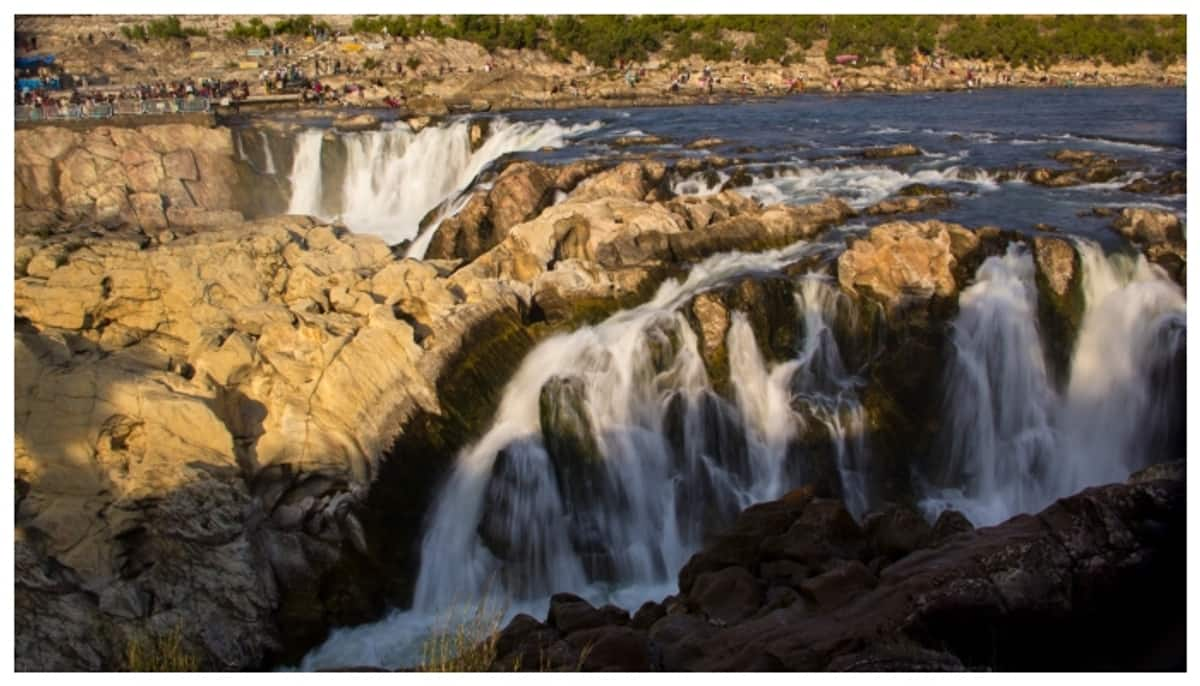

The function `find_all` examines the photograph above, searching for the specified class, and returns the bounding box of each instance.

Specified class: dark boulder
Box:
[566,625,652,671]
[689,566,764,626]
[547,593,608,635]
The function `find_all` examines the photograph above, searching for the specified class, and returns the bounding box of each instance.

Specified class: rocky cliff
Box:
[15,123,248,233]
[13,143,1186,670]
[14,154,859,669]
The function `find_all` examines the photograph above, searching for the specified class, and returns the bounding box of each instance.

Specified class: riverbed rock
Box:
[491,463,1185,671]
[1111,207,1184,245]
[685,137,725,150]
[1120,170,1185,195]
[1032,236,1085,386]
[332,113,380,132]
[866,195,953,216]
[539,375,605,513]
[567,160,669,203]
[613,134,671,147]
[861,143,921,159]
[836,220,981,309]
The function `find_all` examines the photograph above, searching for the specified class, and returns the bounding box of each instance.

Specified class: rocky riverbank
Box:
[488,461,1185,671]
[13,118,1187,670]
[15,15,1186,120]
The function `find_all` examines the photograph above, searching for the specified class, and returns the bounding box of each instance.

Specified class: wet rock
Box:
[405,115,432,133]
[897,183,949,197]
[647,613,719,670]
[468,118,491,152]
[1121,170,1185,195]
[332,113,380,132]
[547,593,608,635]
[631,601,666,630]
[1032,236,1085,386]
[1111,207,1184,245]
[538,375,605,511]
[861,143,921,159]
[613,134,671,147]
[929,509,974,545]
[1143,242,1187,288]
[720,167,755,190]
[797,559,878,609]
[866,195,952,216]
[689,566,763,626]
[685,137,725,150]
[862,503,932,561]
[566,626,652,671]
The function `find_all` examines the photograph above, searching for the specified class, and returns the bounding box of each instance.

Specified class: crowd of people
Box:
[16,77,251,112]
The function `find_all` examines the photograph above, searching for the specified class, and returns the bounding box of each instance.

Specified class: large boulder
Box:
[1111,207,1184,245]
[538,375,605,510]
[837,220,981,309]
[1032,236,1085,386]
[567,160,669,203]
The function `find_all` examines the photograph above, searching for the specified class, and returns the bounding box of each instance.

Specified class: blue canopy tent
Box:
[17,77,61,91]
[16,54,56,69]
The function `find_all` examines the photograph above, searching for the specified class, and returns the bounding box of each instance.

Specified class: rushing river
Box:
[247,88,1185,670]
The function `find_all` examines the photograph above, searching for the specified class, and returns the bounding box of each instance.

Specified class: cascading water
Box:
[297,241,871,670]
[1053,242,1187,491]
[259,130,277,175]
[671,163,1000,209]
[287,129,325,217]
[922,241,1186,526]
[282,117,601,251]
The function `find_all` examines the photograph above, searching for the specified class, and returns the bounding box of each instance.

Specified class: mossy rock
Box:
[539,374,606,508]
[362,306,541,605]
[1032,237,1086,389]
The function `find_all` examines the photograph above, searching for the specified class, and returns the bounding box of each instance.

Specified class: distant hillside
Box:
[19,14,1184,71]
[338,15,1186,69]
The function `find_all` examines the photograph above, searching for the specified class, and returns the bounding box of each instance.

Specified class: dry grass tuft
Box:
[124,624,200,672]
[418,594,507,672]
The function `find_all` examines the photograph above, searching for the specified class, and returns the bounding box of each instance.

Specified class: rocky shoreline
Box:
[13,118,1187,670]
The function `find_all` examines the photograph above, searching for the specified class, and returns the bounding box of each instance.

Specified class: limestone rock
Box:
[837,220,981,307]
[1112,207,1184,245]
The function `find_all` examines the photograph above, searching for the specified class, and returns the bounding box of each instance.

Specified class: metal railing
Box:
[14,97,210,121]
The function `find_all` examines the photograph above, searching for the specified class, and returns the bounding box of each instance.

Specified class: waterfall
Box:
[259,130,276,175]
[287,129,325,217]
[282,117,601,250]
[923,241,1185,526]
[298,240,870,669]
[1054,243,1187,491]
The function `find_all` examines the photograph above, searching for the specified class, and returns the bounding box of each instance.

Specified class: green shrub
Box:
[121,16,205,41]
[226,17,271,40]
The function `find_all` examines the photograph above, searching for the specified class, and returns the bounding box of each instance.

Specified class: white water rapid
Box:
[922,241,1186,526]
[282,117,601,251]
[298,240,871,670]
